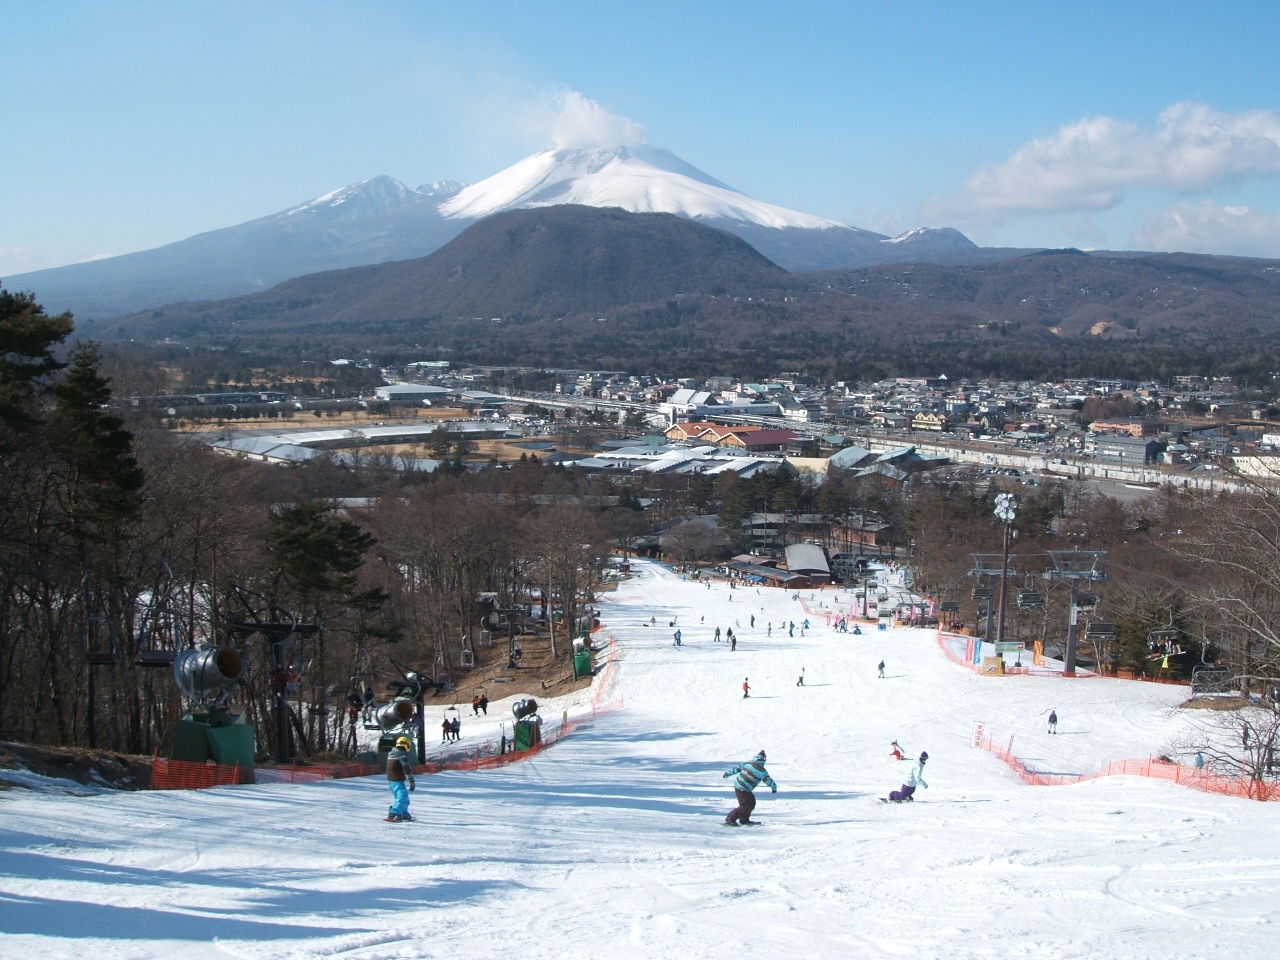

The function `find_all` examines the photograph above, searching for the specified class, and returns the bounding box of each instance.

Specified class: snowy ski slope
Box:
[2,558,1280,959]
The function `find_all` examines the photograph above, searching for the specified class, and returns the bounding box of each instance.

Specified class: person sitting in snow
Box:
[890,740,904,761]
[723,750,777,825]
[888,751,928,802]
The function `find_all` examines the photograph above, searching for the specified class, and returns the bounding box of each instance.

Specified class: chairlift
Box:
[1084,621,1116,641]
[81,613,120,667]
[1016,583,1045,610]
[459,633,475,669]
[939,599,961,613]
[1075,592,1100,614]
[972,585,993,601]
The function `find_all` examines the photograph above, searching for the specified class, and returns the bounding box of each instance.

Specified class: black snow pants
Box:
[727,788,757,824]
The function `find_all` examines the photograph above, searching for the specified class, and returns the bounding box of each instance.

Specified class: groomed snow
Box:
[439,146,846,230]
[3,558,1280,959]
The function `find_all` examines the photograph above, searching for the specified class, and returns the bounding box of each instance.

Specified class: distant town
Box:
[139,361,1280,493]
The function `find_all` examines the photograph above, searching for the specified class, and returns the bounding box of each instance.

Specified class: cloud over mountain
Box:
[549,90,646,149]
[1134,200,1280,258]
[934,102,1280,222]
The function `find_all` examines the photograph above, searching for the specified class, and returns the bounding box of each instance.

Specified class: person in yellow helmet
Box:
[385,735,417,822]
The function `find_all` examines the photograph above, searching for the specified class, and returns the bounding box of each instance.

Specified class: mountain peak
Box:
[438,145,845,230]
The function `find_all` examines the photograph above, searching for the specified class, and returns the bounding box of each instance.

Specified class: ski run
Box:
[3,558,1280,959]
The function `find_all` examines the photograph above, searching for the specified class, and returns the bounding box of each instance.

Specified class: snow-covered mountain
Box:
[441,146,843,230]
[7,148,1002,319]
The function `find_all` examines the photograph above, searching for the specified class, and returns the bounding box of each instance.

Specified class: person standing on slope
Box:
[742,678,750,698]
[385,736,416,822]
[723,750,777,825]
[878,660,886,678]
[1047,709,1058,734]
[888,751,928,803]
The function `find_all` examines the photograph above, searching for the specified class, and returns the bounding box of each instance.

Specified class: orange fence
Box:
[976,731,1278,801]
[153,635,625,790]
[151,757,253,789]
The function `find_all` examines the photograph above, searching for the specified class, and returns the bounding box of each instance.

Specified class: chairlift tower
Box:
[1044,550,1108,676]
[970,552,1018,644]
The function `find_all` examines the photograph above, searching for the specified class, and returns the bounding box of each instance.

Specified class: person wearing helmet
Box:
[723,749,777,825]
[888,751,929,803]
[385,735,417,822]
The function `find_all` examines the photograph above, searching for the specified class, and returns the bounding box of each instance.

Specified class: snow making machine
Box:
[169,645,254,770]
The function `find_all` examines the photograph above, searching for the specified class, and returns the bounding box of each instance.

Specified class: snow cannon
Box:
[511,698,542,751]
[173,646,243,700]
[374,698,417,732]
[169,646,253,772]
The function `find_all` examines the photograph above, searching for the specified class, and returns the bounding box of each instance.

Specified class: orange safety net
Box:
[975,732,1278,801]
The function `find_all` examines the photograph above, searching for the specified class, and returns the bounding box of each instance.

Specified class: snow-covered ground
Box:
[3,558,1280,959]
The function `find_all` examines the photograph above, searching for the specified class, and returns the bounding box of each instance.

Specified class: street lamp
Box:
[994,493,1017,647]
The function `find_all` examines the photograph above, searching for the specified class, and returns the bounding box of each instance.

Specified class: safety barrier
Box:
[976,731,1278,801]
[150,757,252,789]
[153,636,624,790]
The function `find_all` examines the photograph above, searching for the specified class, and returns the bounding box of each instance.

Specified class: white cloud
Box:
[1133,200,1280,258]
[548,90,645,149]
[0,246,42,276]
[933,103,1280,222]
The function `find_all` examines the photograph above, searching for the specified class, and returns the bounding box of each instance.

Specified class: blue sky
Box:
[4,1,1280,275]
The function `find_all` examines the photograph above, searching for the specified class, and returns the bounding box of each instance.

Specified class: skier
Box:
[890,740,903,761]
[796,668,805,687]
[803,618,810,630]
[673,629,682,646]
[878,660,886,679]
[742,678,751,698]
[789,621,795,637]
[715,627,722,642]
[472,694,481,716]
[723,750,777,825]
[750,615,755,628]
[479,694,489,715]
[441,717,451,743]
[1047,709,1058,734]
[731,635,737,652]
[767,623,772,637]
[888,751,928,803]
[385,735,416,822]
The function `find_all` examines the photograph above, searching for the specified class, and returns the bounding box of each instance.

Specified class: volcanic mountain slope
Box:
[97,206,796,340]
[8,146,1003,319]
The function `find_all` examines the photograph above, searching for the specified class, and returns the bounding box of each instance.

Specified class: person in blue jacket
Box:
[723,750,777,825]
[888,751,928,803]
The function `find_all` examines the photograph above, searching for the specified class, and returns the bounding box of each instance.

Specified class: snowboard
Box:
[879,797,913,803]
[722,820,763,826]
[383,815,416,822]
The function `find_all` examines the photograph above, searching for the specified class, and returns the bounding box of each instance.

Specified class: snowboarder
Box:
[715,627,722,642]
[385,735,416,822]
[1047,709,1058,734]
[788,621,795,637]
[890,740,904,761]
[803,618,810,630]
[750,615,755,628]
[767,623,772,637]
[673,629,682,646]
[472,694,481,716]
[723,750,777,825]
[742,678,750,698]
[730,635,737,652]
[878,660,886,678]
[479,694,489,715]
[796,668,805,687]
[888,751,928,803]
[441,718,451,743]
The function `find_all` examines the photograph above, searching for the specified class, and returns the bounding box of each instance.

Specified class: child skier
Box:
[889,740,903,761]
[385,736,416,822]
[888,751,928,803]
[723,749,777,825]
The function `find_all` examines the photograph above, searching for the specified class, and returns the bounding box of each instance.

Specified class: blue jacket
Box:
[725,760,777,793]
